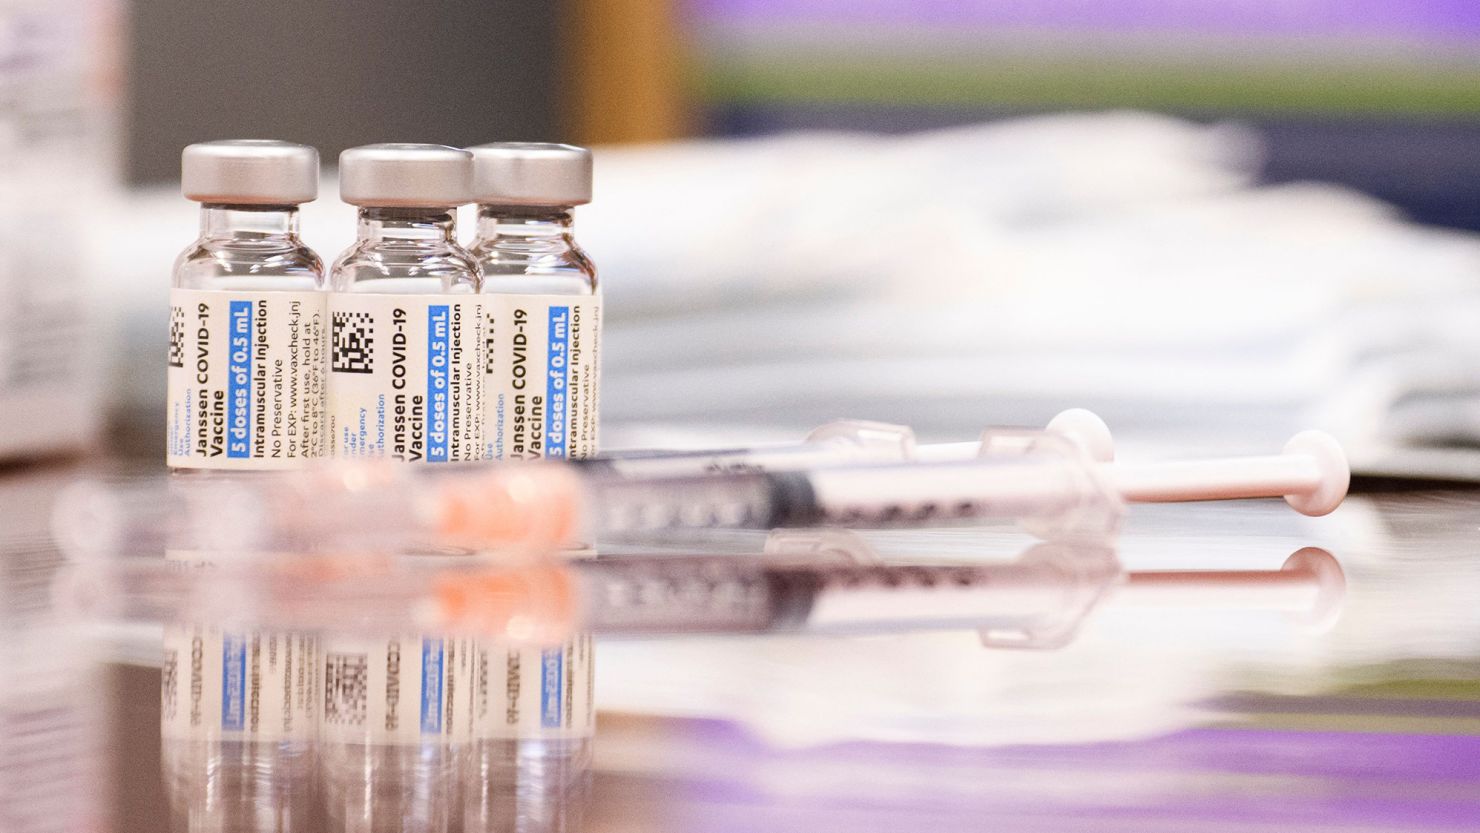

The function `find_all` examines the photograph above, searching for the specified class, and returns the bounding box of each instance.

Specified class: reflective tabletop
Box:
[7,463,1480,833]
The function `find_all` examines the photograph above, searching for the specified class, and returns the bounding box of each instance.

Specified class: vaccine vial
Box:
[470,143,600,463]
[161,607,321,833]
[322,146,481,833]
[161,140,323,833]
[464,143,599,833]
[166,140,327,470]
[325,143,484,464]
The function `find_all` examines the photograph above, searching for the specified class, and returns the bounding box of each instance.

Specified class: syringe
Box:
[54,423,1348,558]
[57,544,1345,648]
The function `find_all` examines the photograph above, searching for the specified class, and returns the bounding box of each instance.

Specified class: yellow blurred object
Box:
[565,0,691,144]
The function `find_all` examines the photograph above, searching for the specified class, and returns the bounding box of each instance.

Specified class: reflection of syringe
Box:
[59,543,1345,649]
[55,422,1349,558]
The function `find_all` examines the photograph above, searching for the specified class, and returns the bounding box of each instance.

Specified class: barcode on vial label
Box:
[331,311,374,373]
[168,306,185,368]
[323,653,368,726]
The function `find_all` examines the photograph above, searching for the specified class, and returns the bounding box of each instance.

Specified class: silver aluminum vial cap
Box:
[467,142,593,207]
[338,143,473,208]
[181,140,319,205]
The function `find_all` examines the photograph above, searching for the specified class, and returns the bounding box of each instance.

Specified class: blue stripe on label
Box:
[426,305,450,462]
[221,635,247,731]
[540,647,563,729]
[545,306,570,459]
[227,301,253,458]
[420,638,444,734]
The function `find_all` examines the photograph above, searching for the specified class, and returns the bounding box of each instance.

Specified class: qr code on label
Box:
[324,653,368,726]
[332,311,374,373]
[168,306,185,368]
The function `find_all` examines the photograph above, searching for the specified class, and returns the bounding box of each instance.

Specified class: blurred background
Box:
[10,0,1480,470]
[123,0,1480,231]
[114,2,1466,225]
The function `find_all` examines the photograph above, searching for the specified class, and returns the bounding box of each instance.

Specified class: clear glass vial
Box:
[173,140,323,292]
[467,142,596,296]
[168,141,325,473]
[331,143,479,294]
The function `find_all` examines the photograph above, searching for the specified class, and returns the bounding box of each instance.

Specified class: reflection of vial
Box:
[166,140,326,471]
[325,144,483,464]
[160,593,321,833]
[466,143,599,832]
[318,627,473,833]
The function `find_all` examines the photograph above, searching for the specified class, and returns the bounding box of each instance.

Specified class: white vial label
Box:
[167,289,327,469]
[320,635,473,745]
[161,555,319,743]
[483,294,600,462]
[469,635,594,740]
[326,295,484,462]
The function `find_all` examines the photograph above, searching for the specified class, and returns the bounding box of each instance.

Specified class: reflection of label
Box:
[540,647,563,729]
[321,635,473,745]
[161,551,319,742]
[221,635,248,731]
[326,295,484,462]
[166,289,326,469]
[483,294,600,462]
[469,635,594,740]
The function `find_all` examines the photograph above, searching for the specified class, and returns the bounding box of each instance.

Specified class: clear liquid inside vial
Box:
[332,207,479,294]
[472,207,596,296]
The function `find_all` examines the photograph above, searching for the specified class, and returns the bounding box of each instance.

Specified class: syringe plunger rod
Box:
[1102,431,1349,516]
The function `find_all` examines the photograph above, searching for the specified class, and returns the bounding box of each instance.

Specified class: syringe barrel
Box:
[801,445,1123,537]
[587,472,797,535]
[587,445,1121,539]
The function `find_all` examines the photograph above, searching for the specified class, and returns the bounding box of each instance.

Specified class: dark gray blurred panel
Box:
[126,0,562,185]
